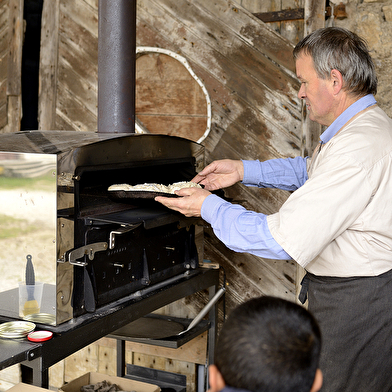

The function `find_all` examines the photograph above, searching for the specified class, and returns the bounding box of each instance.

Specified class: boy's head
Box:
[209,296,322,392]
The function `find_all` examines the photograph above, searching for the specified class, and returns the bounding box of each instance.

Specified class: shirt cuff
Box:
[201,194,227,223]
[242,160,262,185]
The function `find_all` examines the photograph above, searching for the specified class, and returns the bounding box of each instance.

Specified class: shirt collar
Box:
[320,94,377,144]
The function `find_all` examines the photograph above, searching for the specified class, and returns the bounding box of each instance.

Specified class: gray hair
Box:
[293,27,377,96]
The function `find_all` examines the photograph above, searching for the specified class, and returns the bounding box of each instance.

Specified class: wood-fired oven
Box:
[0,130,204,325]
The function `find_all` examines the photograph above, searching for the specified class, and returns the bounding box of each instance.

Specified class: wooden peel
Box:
[23,255,39,316]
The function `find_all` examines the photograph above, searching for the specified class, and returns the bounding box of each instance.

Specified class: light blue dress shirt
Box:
[201,94,377,260]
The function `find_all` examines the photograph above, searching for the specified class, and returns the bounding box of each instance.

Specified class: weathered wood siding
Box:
[1,0,305,390]
[134,0,302,314]
[39,0,210,142]
[0,0,23,134]
[136,51,209,143]
[38,0,301,313]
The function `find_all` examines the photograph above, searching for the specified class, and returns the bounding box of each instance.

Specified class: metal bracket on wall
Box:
[253,1,346,23]
[254,8,304,23]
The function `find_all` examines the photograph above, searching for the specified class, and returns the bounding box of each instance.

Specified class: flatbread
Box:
[108,181,201,194]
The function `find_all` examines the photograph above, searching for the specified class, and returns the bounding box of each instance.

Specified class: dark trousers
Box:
[301,269,392,392]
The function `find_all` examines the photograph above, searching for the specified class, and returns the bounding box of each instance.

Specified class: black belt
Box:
[298,269,392,305]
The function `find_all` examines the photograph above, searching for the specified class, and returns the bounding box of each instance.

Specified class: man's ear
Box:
[330,68,344,94]
[310,369,323,392]
[208,364,226,392]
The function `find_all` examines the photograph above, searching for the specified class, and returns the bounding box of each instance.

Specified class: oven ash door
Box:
[71,215,199,315]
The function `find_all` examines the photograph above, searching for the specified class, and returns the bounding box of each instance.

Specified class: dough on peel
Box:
[108,181,201,194]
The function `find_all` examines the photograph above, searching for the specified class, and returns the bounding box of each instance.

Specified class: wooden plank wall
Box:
[38,0,302,312]
[134,0,302,323]
[136,0,302,311]
[135,51,209,142]
[39,0,210,143]
[1,0,308,390]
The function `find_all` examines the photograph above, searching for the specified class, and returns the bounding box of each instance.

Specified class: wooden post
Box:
[304,0,326,36]
[5,0,24,133]
[302,0,326,156]
[38,0,60,130]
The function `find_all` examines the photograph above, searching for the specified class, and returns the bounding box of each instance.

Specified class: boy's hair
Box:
[214,296,322,392]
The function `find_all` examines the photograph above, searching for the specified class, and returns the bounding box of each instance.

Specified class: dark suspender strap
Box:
[298,273,309,304]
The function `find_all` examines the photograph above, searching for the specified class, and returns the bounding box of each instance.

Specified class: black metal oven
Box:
[0,131,204,325]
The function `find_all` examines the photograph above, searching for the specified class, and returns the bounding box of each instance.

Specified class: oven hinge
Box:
[64,242,108,266]
[109,223,142,249]
[58,171,79,186]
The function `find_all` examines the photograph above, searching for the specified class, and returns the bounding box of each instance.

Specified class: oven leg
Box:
[205,281,220,391]
[207,283,218,366]
[116,339,126,377]
[197,364,206,392]
[21,359,48,388]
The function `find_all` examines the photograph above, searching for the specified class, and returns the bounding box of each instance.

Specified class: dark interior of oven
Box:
[75,157,197,216]
[70,156,200,316]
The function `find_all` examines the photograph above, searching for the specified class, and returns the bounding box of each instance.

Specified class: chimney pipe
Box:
[98,0,136,133]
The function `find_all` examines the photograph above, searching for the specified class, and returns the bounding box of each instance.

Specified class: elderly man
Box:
[156,27,392,391]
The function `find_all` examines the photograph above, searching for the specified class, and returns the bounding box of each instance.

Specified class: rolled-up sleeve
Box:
[201,194,291,259]
[242,157,308,190]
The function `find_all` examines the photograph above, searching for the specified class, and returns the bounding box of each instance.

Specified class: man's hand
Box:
[155,187,211,217]
[192,159,244,191]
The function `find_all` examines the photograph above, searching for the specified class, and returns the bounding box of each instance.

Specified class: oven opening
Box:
[75,157,197,218]
[69,156,200,315]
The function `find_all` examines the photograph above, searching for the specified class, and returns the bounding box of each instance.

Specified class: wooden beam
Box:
[254,8,304,23]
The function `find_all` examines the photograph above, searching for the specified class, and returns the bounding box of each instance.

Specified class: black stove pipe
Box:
[98,0,137,134]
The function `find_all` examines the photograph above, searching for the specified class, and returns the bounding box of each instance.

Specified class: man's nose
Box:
[298,85,306,99]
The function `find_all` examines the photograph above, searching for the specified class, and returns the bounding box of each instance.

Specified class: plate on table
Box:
[0,321,36,339]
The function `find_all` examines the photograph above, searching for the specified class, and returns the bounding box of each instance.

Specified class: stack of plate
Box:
[24,313,56,325]
[0,321,36,339]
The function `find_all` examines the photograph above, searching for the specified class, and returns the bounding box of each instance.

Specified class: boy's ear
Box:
[310,369,323,392]
[208,364,226,392]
